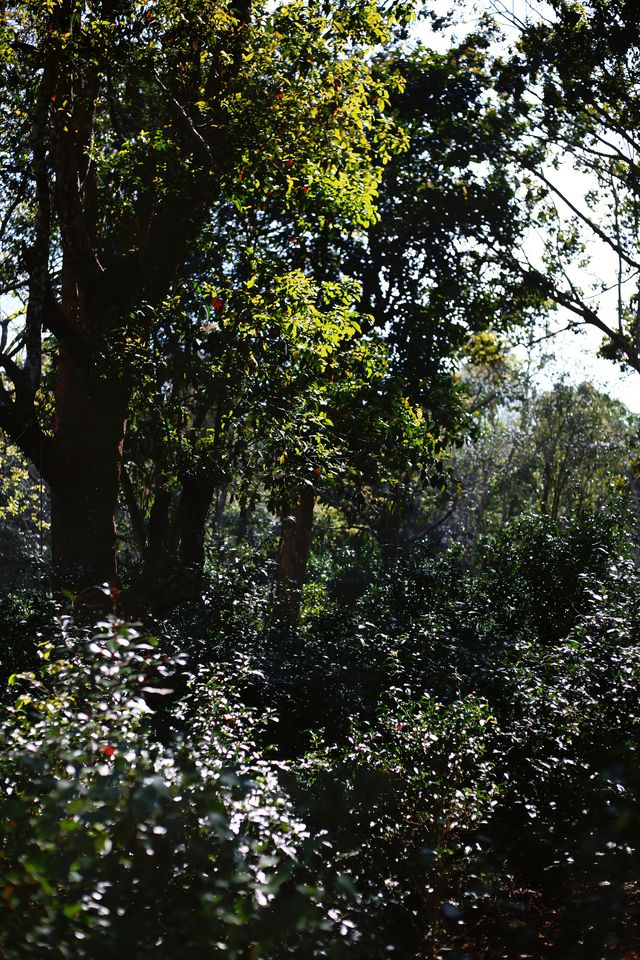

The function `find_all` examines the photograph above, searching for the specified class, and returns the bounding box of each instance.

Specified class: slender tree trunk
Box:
[214,483,228,532]
[120,466,148,554]
[50,346,128,592]
[235,497,252,544]
[273,488,315,622]
[379,501,402,564]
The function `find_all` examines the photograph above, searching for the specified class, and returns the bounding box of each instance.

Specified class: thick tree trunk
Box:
[50,347,128,593]
[140,487,174,586]
[132,473,217,610]
[273,488,315,622]
[176,473,217,574]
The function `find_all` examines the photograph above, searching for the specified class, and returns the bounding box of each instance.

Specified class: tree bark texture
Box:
[274,488,315,622]
[50,346,129,591]
[175,473,218,573]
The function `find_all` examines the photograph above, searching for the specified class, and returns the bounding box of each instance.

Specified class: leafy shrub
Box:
[477,554,640,957]
[0,617,354,959]
[6,509,638,958]
[0,590,56,693]
[477,510,628,644]
[284,512,640,956]
[299,692,499,958]
[153,554,270,662]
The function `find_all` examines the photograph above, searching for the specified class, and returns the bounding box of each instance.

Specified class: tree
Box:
[0,432,48,584]
[437,376,637,557]
[110,29,545,605]
[261,35,549,574]
[269,35,550,562]
[118,265,441,612]
[323,36,548,396]
[496,0,640,374]
[0,0,406,592]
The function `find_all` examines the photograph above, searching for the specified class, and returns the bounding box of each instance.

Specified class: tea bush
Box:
[298,693,500,958]
[0,590,56,694]
[2,511,640,957]
[0,618,355,959]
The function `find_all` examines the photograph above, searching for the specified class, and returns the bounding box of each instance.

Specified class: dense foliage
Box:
[2,506,640,956]
[2,0,640,957]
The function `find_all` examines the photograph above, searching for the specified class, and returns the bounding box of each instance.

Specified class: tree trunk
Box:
[273,488,315,622]
[176,473,217,574]
[214,483,228,533]
[132,473,217,610]
[379,501,402,564]
[50,347,128,594]
[140,487,174,587]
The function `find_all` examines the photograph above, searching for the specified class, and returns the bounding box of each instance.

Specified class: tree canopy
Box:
[0,0,413,590]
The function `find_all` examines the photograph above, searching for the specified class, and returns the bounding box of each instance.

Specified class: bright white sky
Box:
[517,326,640,412]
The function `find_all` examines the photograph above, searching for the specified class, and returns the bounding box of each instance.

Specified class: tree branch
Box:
[0,386,58,486]
[120,465,148,553]
[531,166,640,272]
[23,39,57,398]
[547,280,640,375]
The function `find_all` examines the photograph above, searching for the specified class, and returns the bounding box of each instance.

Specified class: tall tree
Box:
[459,379,635,532]
[0,0,407,592]
[116,31,548,604]
[497,0,640,373]
[120,265,440,610]
[316,38,547,393]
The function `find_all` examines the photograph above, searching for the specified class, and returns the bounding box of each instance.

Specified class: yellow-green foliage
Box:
[0,436,47,531]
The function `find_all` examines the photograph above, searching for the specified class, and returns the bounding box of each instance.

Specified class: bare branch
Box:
[523,319,583,347]
[548,280,640,374]
[531,166,640,271]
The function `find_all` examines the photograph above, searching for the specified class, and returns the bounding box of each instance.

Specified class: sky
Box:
[518,325,640,413]
[487,0,640,411]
